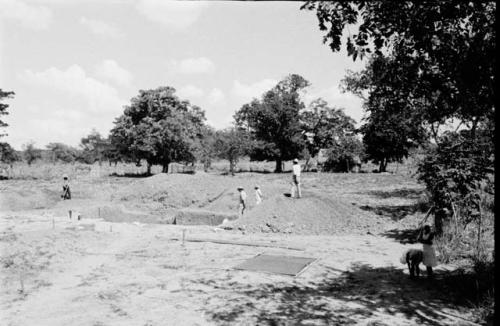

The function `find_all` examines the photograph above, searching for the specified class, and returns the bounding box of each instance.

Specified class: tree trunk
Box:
[434,208,446,236]
[147,162,152,175]
[162,162,170,173]
[379,158,387,173]
[275,159,283,173]
[229,160,235,176]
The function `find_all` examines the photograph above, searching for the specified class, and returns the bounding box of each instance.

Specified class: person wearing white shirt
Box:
[291,158,302,198]
[255,186,263,204]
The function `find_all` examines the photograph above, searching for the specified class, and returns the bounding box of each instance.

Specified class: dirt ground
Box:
[0,171,479,325]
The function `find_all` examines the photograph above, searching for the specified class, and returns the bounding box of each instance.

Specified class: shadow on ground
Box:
[109,172,152,178]
[362,188,425,200]
[359,202,429,221]
[355,188,430,220]
[196,263,476,326]
[381,228,420,244]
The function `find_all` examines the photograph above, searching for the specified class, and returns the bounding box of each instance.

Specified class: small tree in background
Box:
[46,142,78,163]
[79,129,109,165]
[22,141,42,166]
[301,98,358,170]
[192,126,217,172]
[214,127,251,176]
[0,142,19,166]
[323,135,364,173]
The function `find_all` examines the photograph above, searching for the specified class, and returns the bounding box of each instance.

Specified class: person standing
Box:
[418,224,437,279]
[255,186,263,205]
[237,187,247,217]
[61,175,71,200]
[291,158,302,198]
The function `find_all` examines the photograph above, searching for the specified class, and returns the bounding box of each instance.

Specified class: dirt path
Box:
[0,212,476,326]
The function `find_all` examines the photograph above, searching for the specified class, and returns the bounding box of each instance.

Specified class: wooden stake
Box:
[52,218,55,229]
[98,207,101,218]
[69,210,72,219]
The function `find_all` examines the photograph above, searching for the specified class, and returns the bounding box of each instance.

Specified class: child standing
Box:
[255,186,263,205]
[61,176,71,200]
[237,187,247,217]
[418,224,437,279]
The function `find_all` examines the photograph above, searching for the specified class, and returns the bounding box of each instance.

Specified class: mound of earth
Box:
[229,191,393,235]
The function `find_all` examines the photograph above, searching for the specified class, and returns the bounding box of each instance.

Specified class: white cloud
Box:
[231,79,277,103]
[94,59,133,87]
[167,57,215,74]
[177,85,205,99]
[206,88,225,106]
[19,64,125,113]
[136,0,209,29]
[80,17,124,38]
[0,0,52,30]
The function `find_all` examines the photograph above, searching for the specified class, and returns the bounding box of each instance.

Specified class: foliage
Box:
[234,74,309,172]
[303,1,495,234]
[78,129,112,165]
[343,55,429,172]
[192,126,217,172]
[302,1,495,128]
[301,98,357,158]
[417,128,494,233]
[0,89,15,137]
[0,142,19,164]
[22,141,42,166]
[323,135,364,172]
[110,87,206,173]
[46,142,78,163]
[213,127,251,175]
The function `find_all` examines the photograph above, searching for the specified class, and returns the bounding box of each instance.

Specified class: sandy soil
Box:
[0,172,479,325]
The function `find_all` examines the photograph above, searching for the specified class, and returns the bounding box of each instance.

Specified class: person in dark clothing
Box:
[61,176,71,200]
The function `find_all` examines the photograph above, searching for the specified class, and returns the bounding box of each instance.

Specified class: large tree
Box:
[234,74,309,172]
[110,86,206,174]
[302,1,495,233]
[0,89,14,138]
[302,1,495,133]
[342,55,428,172]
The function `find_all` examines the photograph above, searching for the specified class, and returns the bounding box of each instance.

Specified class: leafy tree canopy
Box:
[214,127,251,175]
[110,86,206,173]
[0,89,15,138]
[234,74,310,172]
[46,142,78,163]
[22,141,42,166]
[0,142,19,164]
[302,1,495,129]
[301,98,357,158]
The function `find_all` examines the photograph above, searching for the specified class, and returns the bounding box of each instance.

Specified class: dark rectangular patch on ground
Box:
[234,254,316,276]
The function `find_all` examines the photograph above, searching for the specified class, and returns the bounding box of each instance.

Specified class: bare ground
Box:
[0,172,480,325]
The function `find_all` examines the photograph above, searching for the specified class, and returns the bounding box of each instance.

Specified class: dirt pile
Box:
[229,192,391,235]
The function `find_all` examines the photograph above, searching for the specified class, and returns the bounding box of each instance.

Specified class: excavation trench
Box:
[70,205,239,226]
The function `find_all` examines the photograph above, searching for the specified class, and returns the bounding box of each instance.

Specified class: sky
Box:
[0,0,366,150]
